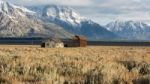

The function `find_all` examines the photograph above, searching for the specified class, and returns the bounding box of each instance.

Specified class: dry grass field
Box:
[0,45,149,84]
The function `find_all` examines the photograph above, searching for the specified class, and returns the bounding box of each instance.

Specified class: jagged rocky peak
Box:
[0,0,35,15]
[0,0,14,14]
[44,5,86,21]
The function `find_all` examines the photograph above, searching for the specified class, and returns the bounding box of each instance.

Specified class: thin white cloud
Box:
[6,0,92,6]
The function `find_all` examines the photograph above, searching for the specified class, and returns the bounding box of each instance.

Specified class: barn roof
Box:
[74,35,87,40]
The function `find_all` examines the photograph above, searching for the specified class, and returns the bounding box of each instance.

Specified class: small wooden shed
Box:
[41,38,64,48]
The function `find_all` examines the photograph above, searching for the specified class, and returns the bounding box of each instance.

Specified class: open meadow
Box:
[0,45,149,84]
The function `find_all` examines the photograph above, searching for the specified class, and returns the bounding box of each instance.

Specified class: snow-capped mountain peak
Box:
[30,5,87,26]
[45,5,86,25]
[0,0,35,16]
[106,20,150,40]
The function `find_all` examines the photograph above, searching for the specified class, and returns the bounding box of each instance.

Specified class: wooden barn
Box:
[73,35,87,47]
[41,38,64,48]
[63,35,87,47]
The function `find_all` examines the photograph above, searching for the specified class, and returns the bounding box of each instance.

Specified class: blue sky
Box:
[5,0,150,25]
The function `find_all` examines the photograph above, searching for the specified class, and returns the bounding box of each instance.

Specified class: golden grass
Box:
[0,45,149,84]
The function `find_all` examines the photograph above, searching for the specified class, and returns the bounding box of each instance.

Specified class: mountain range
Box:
[0,0,150,40]
[106,20,150,40]
[0,0,118,40]
[28,5,118,40]
[0,0,73,38]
